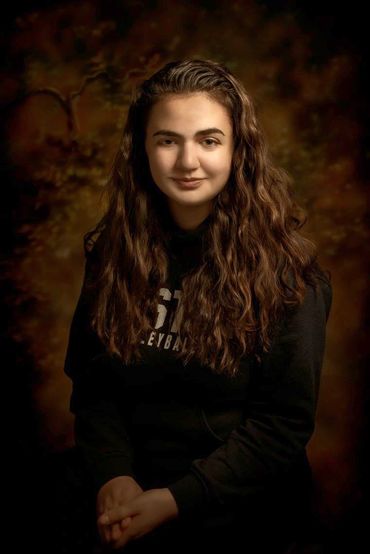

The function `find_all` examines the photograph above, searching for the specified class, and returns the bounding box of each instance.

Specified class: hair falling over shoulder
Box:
[83,58,331,378]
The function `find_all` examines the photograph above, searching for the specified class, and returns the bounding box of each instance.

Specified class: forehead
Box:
[147,93,232,129]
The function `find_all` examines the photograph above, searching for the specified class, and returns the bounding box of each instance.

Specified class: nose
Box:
[175,142,200,171]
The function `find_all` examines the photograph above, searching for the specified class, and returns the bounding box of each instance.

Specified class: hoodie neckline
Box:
[164,213,212,273]
[167,213,212,242]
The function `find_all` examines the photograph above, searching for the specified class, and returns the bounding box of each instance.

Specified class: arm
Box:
[64,235,136,498]
[166,277,333,518]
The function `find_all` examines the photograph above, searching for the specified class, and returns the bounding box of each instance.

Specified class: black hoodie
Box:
[64,215,333,546]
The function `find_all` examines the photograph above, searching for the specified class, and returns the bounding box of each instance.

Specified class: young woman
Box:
[62,58,332,553]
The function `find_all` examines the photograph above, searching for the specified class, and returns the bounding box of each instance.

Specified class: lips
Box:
[173,178,204,188]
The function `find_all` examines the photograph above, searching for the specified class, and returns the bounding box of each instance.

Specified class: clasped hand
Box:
[96,477,179,550]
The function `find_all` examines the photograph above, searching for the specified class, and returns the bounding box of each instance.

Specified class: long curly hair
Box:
[83,58,331,378]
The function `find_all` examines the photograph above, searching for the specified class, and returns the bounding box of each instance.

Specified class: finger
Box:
[105,526,112,544]
[97,526,107,545]
[96,499,114,519]
[101,523,112,544]
[120,516,132,530]
[97,519,113,545]
[99,505,134,526]
[111,532,132,550]
[99,515,132,543]
[110,523,122,542]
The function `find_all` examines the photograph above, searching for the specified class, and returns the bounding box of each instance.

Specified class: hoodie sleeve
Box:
[64,237,136,497]
[166,278,333,518]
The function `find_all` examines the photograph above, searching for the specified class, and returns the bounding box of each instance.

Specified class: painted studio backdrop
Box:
[2,0,368,552]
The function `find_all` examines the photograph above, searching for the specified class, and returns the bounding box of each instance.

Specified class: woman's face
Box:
[145,92,234,229]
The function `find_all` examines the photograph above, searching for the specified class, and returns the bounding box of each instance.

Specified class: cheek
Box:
[205,154,232,178]
[151,150,173,172]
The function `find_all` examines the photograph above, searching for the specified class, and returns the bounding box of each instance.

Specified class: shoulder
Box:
[305,272,333,323]
[270,272,333,348]
[283,275,333,340]
[319,277,333,321]
[286,266,333,322]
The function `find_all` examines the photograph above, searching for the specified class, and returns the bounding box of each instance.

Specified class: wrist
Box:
[160,488,180,519]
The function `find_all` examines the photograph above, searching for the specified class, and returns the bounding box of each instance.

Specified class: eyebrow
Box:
[152,127,226,138]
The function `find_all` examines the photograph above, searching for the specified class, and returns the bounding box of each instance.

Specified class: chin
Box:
[170,194,210,206]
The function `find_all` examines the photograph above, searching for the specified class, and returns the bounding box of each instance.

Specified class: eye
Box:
[156,138,220,147]
[158,139,174,146]
[202,138,219,147]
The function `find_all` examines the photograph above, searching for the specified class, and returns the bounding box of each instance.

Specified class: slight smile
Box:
[172,178,205,188]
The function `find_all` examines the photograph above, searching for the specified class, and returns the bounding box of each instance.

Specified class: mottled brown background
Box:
[1,0,368,551]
